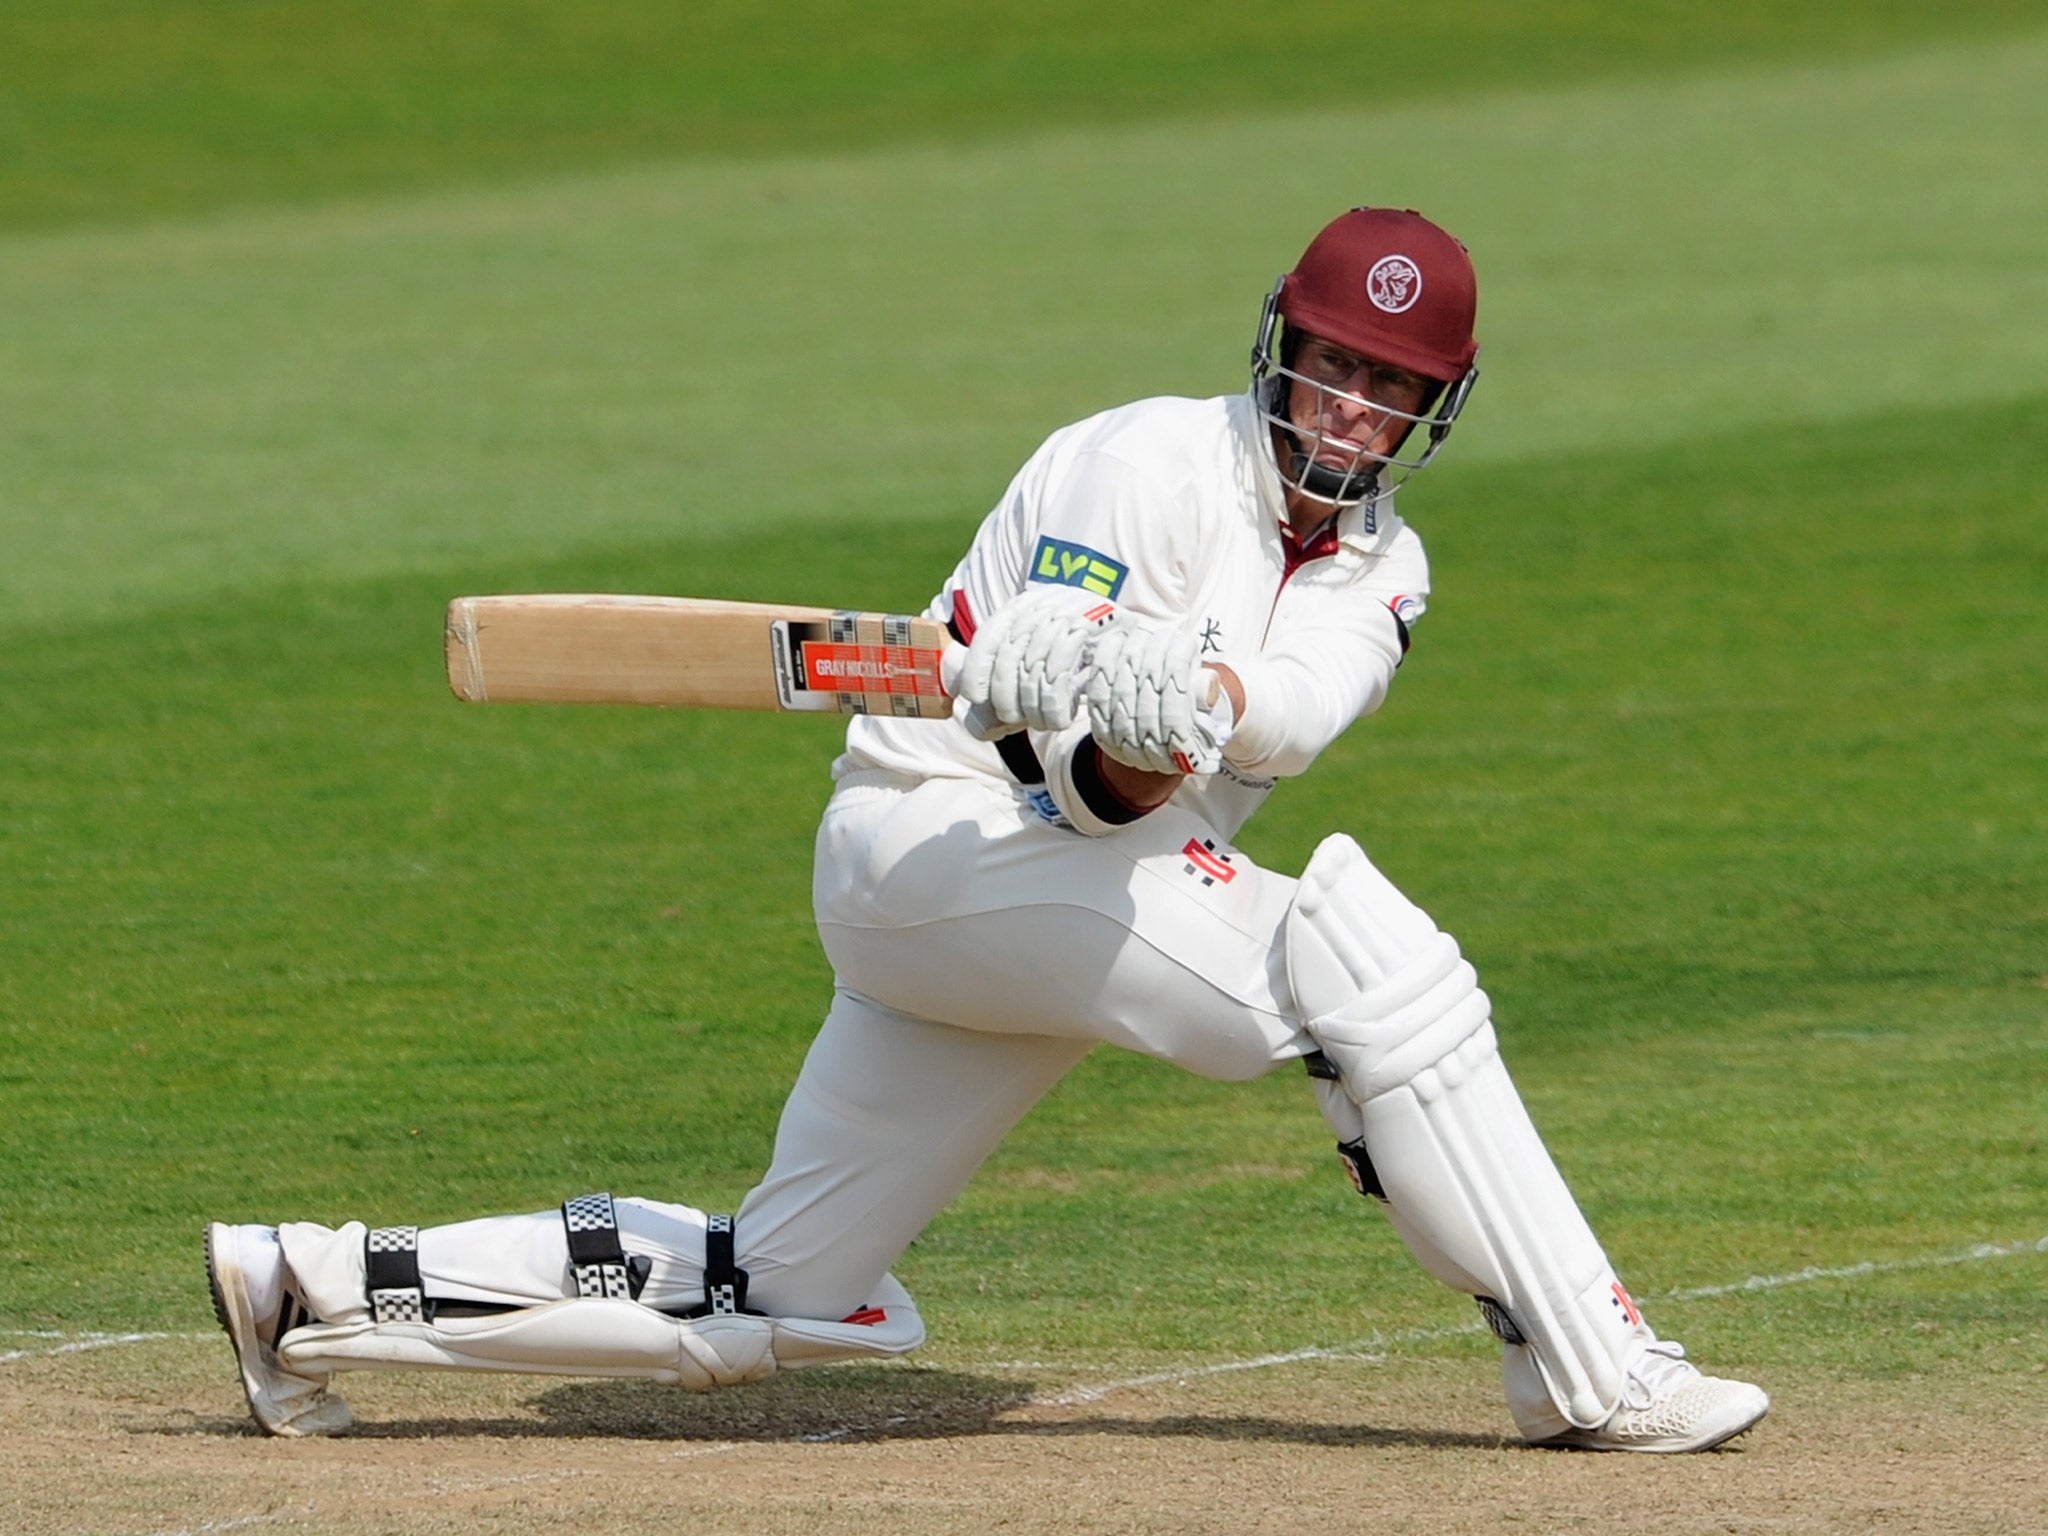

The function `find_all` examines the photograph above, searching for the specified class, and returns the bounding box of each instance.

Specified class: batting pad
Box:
[1287,834,1639,1430]
[278,1274,924,1391]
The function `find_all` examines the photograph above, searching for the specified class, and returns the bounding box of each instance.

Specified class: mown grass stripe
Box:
[5,1,2038,231]
[3,33,2044,629]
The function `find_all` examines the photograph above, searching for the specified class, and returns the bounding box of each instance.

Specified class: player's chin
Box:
[1312,448,1372,475]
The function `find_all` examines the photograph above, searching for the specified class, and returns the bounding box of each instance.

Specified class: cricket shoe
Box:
[204,1222,354,1437]
[1509,1338,1768,1453]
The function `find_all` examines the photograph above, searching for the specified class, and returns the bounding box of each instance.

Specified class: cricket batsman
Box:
[207,208,1770,1451]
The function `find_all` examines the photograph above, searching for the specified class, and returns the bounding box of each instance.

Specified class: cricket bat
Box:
[444,594,958,718]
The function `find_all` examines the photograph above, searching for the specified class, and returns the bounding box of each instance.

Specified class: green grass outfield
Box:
[3,0,2040,231]
[2,5,2043,1396]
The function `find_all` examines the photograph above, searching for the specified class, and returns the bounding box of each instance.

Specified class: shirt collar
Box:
[1233,391,1405,558]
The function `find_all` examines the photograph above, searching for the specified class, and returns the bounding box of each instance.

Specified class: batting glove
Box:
[956,587,1117,740]
[1084,620,1233,776]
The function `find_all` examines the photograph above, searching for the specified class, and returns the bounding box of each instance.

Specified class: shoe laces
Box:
[1619,1338,1697,1411]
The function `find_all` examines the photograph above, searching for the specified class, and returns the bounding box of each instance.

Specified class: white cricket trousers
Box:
[281,771,1316,1325]
[739,771,1316,1317]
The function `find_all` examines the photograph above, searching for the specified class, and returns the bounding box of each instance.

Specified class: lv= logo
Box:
[1030,535,1127,599]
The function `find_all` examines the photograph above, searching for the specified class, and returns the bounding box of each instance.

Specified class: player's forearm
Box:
[1092,749,1182,811]
[1036,722,1179,834]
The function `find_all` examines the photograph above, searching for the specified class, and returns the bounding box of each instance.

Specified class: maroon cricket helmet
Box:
[1277,208,1479,383]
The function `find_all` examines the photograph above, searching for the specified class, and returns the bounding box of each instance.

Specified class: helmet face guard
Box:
[1250,280,1479,510]
[1250,208,1483,511]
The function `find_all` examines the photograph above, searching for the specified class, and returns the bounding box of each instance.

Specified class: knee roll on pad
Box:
[1286,833,1641,1430]
[278,1272,926,1391]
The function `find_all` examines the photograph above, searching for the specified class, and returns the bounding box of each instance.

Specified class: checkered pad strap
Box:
[1334,1137,1387,1202]
[1476,1295,1528,1346]
[685,1214,755,1318]
[562,1192,651,1301]
[365,1226,428,1324]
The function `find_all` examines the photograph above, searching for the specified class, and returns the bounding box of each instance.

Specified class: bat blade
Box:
[445,594,955,718]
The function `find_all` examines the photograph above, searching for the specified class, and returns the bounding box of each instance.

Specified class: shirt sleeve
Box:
[1031,721,1148,837]
[937,424,1198,634]
[1222,525,1431,779]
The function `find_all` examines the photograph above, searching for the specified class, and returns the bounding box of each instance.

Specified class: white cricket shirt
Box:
[837,391,1430,842]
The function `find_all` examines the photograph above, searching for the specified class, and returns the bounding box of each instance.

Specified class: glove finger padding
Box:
[955,587,1042,714]
[1016,615,1091,730]
[1085,626,1161,773]
[958,588,1110,735]
[1085,622,1224,776]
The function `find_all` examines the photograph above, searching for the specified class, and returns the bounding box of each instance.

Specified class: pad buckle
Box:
[1335,1138,1387,1201]
[1477,1296,1528,1345]
[686,1213,757,1318]
[562,1193,649,1300]
[366,1226,429,1324]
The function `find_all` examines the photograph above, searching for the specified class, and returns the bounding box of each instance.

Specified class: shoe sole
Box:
[204,1223,352,1438]
[204,1222,275,1434]
[1544,1395,1770,1454]
[203,1223,238,1340]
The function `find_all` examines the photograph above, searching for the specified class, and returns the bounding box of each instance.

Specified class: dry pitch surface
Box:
[4,1335,2042,1536]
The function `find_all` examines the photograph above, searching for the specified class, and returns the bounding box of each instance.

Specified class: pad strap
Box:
[1334,1137,1387,1201]
[1311,1055,1390,1202]
[1302,1049,1341,1081]
[1477,1295,1529,1346]
[562,1193,650,1301]
[683,1214,757,1318]
[365,1226,429,1324]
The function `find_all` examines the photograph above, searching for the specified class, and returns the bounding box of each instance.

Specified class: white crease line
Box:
[10,1232,2043,1420]
[1039,1348,1393,1406]
[26,1229,2042,1535]
[800,1412,912,1443]
[1658,1235,2048,1301]
[1028,1233,2048,1408]
[1,1330,178,1363]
